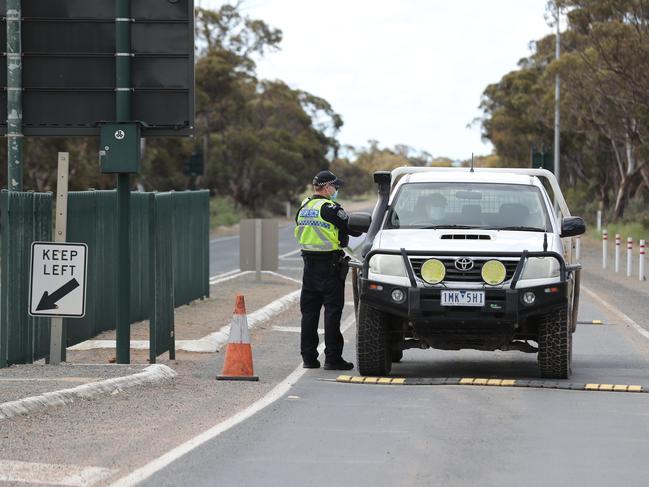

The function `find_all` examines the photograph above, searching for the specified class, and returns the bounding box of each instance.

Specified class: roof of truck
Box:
[404,169,536,186]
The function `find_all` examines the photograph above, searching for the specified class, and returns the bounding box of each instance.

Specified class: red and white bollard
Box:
[575,235,581,261]
[602,230,608,269]
[615,233,621,272]
[627,237,633,277]
[640,240,646,282]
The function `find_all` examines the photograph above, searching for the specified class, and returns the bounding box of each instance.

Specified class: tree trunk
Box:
[613,174,631,219]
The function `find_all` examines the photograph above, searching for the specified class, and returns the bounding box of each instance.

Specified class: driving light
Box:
[420,259,446,284]
[369,254,406,277]
[522,291,536,305]
[391,289,406,303]
[521,257,560,280]
[481,260,506,285]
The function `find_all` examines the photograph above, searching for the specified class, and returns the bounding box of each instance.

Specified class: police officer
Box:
[295,170,362,370]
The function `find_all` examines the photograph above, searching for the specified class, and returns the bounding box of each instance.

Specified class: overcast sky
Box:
[200,0,553,159]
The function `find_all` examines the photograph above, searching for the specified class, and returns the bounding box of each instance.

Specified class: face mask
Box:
[331,190,338,200]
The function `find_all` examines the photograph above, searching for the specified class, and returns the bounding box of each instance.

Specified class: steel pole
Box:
[116,0,132,363]
[6,0,23,191]
[554,3,561,192]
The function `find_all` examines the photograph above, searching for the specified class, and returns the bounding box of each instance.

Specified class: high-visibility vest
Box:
[294,197,341,252]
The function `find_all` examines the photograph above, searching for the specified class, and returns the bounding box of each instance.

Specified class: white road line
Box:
[272,325,323,334]
[209,268,240,281]
[279,248,301,259]
[108,313,356,487]
[209,271,248,285]
[581,285,649,341]
[209,235,239,244]
[263,271,302,284]
[0,460,117,487]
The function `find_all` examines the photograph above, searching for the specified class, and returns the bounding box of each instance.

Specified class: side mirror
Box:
[348,212,372,234]
[561,216,586,238]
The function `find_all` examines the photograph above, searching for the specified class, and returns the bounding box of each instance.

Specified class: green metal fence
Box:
[64,189,209,351]
[0,190,53,367]
[0,189,208,368]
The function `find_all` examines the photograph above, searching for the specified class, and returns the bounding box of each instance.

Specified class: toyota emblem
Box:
[454,258,474,271]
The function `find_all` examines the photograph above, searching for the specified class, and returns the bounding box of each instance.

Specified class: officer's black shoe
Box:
[302,359,321,369]
[324,359,354,371]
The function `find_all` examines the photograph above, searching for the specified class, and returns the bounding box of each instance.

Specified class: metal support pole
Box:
[6,0,23,191]
[575,235,581,262]
[553,3,561,194]
[115,0,132,363]
[50,153,69,365]
[255,219,262,282]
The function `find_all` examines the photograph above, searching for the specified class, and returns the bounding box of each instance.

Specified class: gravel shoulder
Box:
[579,236,649,330]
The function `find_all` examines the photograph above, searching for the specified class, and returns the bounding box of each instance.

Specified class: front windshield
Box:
[387,182,551,231]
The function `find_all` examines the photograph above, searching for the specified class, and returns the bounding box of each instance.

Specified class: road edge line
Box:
[108,313,356,487]
[581,284,649,341]
[0,364,177,421]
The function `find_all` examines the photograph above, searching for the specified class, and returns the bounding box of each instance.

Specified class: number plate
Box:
[441,290,485,307]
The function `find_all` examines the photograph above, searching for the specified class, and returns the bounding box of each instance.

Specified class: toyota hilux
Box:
[348,167,585,379]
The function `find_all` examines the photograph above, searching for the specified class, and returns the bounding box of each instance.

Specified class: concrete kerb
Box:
[68,288,302,353]
[0,364,177,421]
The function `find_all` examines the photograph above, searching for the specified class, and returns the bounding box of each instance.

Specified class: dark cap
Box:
[313,170,344,188]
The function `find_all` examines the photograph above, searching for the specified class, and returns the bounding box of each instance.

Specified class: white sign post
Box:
[29,242,87,319]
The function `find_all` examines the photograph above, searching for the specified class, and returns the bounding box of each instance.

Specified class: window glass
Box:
[387,182,550,230]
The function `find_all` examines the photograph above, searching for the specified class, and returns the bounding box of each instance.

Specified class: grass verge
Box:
[209,196,247,229]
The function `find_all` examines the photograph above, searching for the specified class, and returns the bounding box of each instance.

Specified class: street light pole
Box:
[6,0,23,191]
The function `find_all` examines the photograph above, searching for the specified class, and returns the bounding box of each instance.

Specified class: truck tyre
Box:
[357,302,391,376]
[537,306,571,379]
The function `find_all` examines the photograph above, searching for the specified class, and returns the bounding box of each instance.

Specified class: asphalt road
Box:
[140,291,649,487]
[209,224,299,276]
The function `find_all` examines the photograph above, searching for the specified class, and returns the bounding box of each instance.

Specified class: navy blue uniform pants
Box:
[300,254,345,363]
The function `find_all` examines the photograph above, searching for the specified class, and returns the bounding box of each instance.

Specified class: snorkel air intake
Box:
[362,171,392,257]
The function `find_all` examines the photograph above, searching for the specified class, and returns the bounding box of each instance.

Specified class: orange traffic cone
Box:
[217,294,259,381]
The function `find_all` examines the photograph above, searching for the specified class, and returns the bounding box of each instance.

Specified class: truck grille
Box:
[409,257,519,283]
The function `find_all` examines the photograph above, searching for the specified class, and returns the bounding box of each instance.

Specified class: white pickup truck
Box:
[348,167,585,379]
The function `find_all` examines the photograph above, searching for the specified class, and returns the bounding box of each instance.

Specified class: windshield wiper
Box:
[418,224,477,229]
[487,226,546,232]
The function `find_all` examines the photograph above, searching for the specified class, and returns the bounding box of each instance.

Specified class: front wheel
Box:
[537,306,572,379]
[357,302,391,376]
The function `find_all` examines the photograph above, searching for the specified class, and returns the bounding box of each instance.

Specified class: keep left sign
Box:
[29,242,88,318]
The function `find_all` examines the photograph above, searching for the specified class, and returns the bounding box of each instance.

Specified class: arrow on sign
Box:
[36,278,80,311]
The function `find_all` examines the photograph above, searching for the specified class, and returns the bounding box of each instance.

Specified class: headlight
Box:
[369,254,406,277]
[521,257,560,280]
[481,260,506,285]
[420,259,445,284]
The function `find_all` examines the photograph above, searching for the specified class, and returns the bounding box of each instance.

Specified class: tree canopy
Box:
[480,0,649,219]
